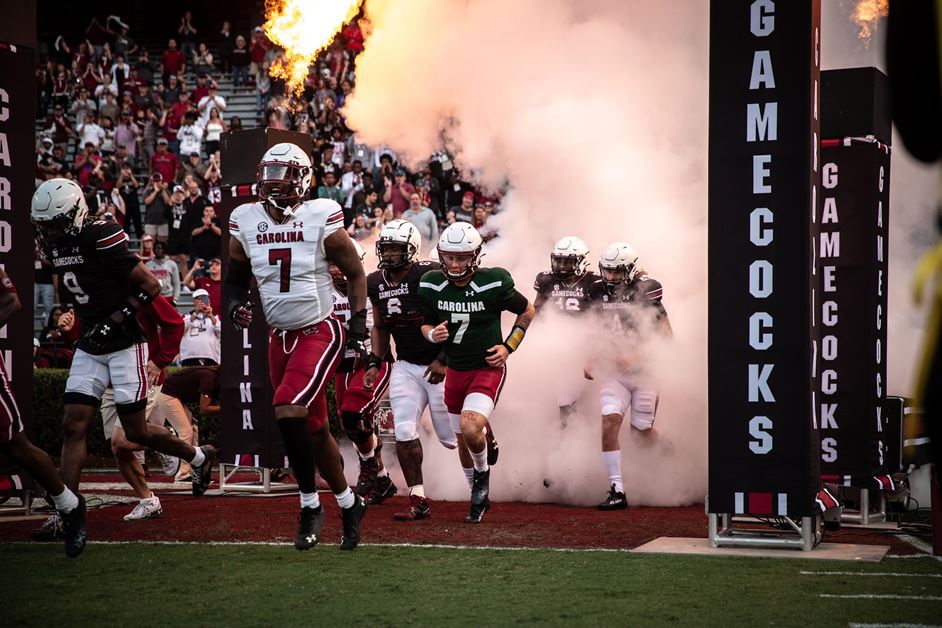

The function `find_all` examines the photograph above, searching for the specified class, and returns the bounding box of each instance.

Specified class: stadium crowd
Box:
[32,11,501,370]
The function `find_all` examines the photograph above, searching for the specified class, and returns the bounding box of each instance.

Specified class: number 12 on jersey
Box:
[451,312,469,343]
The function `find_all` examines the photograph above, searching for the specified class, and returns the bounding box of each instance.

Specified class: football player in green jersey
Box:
[419,222,535,523]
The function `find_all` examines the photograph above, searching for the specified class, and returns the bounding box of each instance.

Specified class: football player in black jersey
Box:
[532,236,600,423]
[0,268,87,557]
[30,179,218,519]
[363,219,482,521]
[586,242,672,511]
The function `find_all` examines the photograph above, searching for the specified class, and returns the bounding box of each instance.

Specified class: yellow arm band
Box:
[503,326,527,353]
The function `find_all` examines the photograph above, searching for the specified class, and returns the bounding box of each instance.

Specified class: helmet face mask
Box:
[439,249,479,281]
[598,241,639,294]
[376,241,412,270]
[437,222,484,282]
[551,254,582,279]
[599,264,633,293]
[256,143,313,217]
[31,178,89,247]
[551,236,589,280]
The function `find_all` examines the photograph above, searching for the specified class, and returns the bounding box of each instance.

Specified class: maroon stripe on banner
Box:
[239,454,254,466]
[821,139,841,148]
[748,492,772,514]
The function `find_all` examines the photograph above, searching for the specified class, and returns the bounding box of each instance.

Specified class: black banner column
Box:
[0,41,36,440]
[218,128,313,468]
[708,0,821,518]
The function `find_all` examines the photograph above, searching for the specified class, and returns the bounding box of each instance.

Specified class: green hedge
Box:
[29,369,342,462]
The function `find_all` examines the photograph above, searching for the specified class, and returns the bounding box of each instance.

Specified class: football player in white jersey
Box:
[226,142,369,550]
[328,239,397,505]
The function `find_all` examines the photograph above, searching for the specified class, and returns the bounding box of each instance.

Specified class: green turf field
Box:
[2,544,941,626]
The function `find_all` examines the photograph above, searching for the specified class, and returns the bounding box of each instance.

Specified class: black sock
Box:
[277,417,318,494]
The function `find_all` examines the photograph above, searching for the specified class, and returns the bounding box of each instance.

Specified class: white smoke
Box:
[342,0,939,506]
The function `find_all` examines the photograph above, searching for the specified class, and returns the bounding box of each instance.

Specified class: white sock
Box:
[463,467,474,488]
[358,447,374,461]
[470,447,489,473]
[603,450,623,493]
[51,487,79,513]
[299,490,320,509]
[190,447,206,467]
[133,450,146,465]
[335,487,356,509]
[410,484,425,498]
[377,467,388,478]
[143,492,156,502]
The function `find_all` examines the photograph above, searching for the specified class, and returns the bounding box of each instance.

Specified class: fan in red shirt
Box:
[162,39,185,80]
[150,138,178,183]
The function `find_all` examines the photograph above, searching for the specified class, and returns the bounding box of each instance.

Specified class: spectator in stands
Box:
[203,108,225,156]
[150,137,178,183]
[229,115,244,132]
[353,186,380,225]
[110,54,131,92]
[114,110,140,158]
[203,154,222,206]
[184,257,222,313]
[137,233,154,262]
[368,206,385,233]
[74,142,102,184]
[36,63,53,118]
[197,84,226,127]
[178,12,198,64]
[342,21,364,55]
[94,80,118,109]
[113,151,143,238]
[451,190,475,223]
[335,79,353,109]
[135,50,157,85]
[180,289,221,366]
[179,152,207,185]
[165,183,190,273]
[317,168,345,206]
[177,111,204,159]
[190,205,221,262]
[163,39,185,85]
[219,21,234,73]
[146,240,181,304]
[77,112,105,149]
[385,168,414,217]
[193,43,214,79]
[99,91,119,125]
[70,87,97,125]
[114,25,137,58]
[34,241,57,322]
[43,105,74,151]
[190,74,209,107]
[255,59,271,115]
[99,117,116,156]
[347,214,371,241]
[170,91,194,129]
[249,26,270,78]
[402,192,439,253]
[163,73,182,105]
[231,35,250,88]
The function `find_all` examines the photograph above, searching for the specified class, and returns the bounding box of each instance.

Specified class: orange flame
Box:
[264,0,362,95]
[850,0,889,45]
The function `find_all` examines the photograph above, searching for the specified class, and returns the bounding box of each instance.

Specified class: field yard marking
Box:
[886,554,942,562]
[800,571,942,578]
[849,624,942,628]
[898,535,934,555]
[819,594,942,601]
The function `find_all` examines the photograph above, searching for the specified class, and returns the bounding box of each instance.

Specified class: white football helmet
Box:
[598,242,640,292]
[376,219,421,270]
[551,236,590,279]
[257,142,313,217]
[31,178,89,243]
[438,221,484,281]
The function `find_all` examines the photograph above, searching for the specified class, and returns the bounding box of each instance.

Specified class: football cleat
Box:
[123,496,163,521]
[355,456,379,497]
[393,495,431,521]
[32,512,63,541]
[598,485,628,511]
[191,445,218,497]
[60,493,87,558]
[339,494,368,550]
[367,474,397,505]
[485,422,499,466]
[295,505,325,550]
[466,469,491,524]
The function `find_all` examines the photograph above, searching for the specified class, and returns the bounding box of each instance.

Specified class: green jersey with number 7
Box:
[418,266,519,371]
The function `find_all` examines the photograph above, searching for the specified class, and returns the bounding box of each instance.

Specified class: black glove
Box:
[228,299,253,329]
[346,309,369,364]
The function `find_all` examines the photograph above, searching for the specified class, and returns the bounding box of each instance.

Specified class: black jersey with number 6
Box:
[533,270,599,315]
[48,221,143,354]
[367,260,442,366]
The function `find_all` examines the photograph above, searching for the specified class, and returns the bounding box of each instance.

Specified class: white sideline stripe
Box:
[850,624,942,628]
[899,534,934,555]
[800,571,942,578]
[887,555,942,562]
[820,594,942,601]
[3,540,633,553]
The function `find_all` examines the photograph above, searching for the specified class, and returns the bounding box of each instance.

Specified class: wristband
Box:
[119,302,137,320]
[427,327,438,343]
[503,325,527,353]
[133,289,155,306]
[367,353,383,370]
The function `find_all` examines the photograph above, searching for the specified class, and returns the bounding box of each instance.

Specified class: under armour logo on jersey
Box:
[465,290,474,297]
[292,221,303,229]
[257,222,269,233]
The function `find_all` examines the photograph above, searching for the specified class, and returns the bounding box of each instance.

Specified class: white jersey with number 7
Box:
[229,198,344,330]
